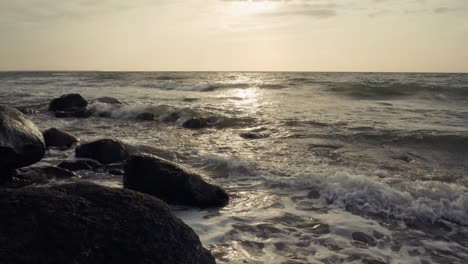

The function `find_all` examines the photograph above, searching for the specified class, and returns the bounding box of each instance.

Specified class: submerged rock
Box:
[183,118,207,129]
[95,96,123,105]
[124,154,229,208]
[239,132,270,139]
[58,160,96,171]
[42,128,79,149]
[98,111,112,118]
[0,182,216,264]
[49,94,88,112]
[352,232,376,246]
[0,105,45,176]
[136,112,155,121]
[16,166,75,184]
[55,108,92,118]
[75,139,129,165]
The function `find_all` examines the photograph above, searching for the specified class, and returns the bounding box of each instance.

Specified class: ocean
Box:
[1,71,468,263]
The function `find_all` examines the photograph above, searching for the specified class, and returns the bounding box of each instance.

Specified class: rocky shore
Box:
[0,94,231,263]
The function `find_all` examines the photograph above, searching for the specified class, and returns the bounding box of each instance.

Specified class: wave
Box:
[347,130,468,153]
[88,102,257,129]
[138,82,251,91]
[328,82,468,99]
[199,155,254,178]
[271,172,468,225]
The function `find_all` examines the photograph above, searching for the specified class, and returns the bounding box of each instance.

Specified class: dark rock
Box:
[98,111,112,118]
[0,182,216,264]
[58,160,96,171]
[15,166,75,184]
[183,118,207,129]
[136,112,155,121]
[76,139,128,165]
[239,132,270,139]
[352,232,376,246]
[108,169,124,175]
[0,105,45,176]
[95,97,123,105]
[55,108,92,118]
[43,128,79,149]
[124,154,229,207]
[49,94,88,112]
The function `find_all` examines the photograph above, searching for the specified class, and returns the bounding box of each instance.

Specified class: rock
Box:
[15,166,75,185]
[352,232,376,246]
[58,160,96,171]
[75,139,129,165]
[42,128,79,149]
[108,168,124,175]
[0,105,45,175]
[124,154,229,207]
[239,132,270,139]
[49,94,88,112]
[136,112,155,121]
[0,182,216,264]
[182,118,207,129]
[55,108,92,118]
[95,97,123,105]
[98,111,112,118]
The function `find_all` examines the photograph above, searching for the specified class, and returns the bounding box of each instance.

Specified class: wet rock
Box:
[55,108,92,118]
[0,105,45,177]
[95,96,123,105]
[15,166,75,185]
[136,112,155,121]
[182,118,207,129]
[42,128,79,149]
[49,94,88,112]
[75,139,129,165]
[98,111,112,118]
[0,182,216,264]
[362,259,386,264]
[124,154,229,207]
[108,168,124,176]
[352,232,376,246]
[239,132,270,139]
[58,160,96,171]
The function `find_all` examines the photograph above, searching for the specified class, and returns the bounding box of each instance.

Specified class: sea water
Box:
[1,71,468,263]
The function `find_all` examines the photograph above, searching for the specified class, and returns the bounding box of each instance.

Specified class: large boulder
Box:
[124,154,229,208]
[75,139,129,165]
[49,94,88,112]
[0,105,45,174]
[0,182,216,264]
[43,128,79,149]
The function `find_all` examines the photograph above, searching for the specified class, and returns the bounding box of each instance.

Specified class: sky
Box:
[0,0,467,72]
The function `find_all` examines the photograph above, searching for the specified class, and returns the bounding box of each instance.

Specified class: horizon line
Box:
[0,70,467,74]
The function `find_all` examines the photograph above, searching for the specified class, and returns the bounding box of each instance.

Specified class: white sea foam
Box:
[272,172,468,225]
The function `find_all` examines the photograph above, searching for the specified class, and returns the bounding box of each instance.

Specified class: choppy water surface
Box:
[1,71,468,263]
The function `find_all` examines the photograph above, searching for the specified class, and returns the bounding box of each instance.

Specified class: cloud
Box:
[0,0,160,25]
[433,7,459,14]
[261,8,337,19]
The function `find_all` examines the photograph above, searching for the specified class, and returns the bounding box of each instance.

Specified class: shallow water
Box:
[2,71,468,263]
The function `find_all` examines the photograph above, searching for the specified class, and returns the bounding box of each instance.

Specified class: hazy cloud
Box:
[433,7,459,14]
